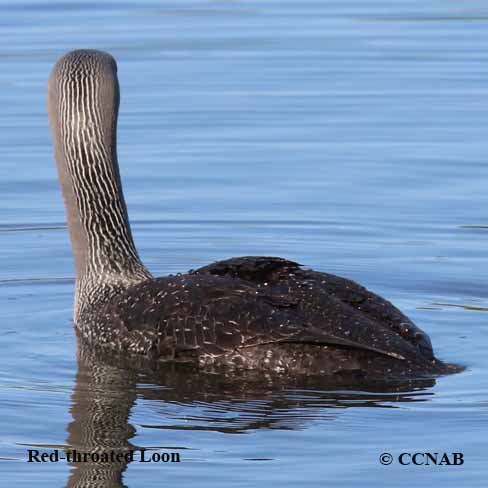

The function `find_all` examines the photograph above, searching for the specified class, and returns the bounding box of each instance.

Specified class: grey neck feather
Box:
[47,50,152,318]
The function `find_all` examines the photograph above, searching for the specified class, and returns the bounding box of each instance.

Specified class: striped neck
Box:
[47,50,151,317]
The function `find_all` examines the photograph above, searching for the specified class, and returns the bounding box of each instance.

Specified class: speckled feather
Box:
[77,256,453,377]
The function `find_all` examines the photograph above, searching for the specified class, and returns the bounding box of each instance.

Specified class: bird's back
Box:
[76,256,456,378]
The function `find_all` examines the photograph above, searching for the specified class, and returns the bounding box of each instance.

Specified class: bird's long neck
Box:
[57,115,151,291]
[48,50,151,318]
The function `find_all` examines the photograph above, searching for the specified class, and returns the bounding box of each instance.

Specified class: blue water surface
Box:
[0,1,487,486]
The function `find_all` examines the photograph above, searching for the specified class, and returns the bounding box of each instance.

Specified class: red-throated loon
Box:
[47,50,460,379]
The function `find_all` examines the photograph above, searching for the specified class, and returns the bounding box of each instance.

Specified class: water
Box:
[0,0,487,486]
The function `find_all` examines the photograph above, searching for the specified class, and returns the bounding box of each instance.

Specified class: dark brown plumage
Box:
[78,256,459,378]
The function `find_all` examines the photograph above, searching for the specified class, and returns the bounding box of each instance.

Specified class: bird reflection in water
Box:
[65,337,438,487]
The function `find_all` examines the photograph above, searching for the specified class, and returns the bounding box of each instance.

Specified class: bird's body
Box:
[78,256,452,377]
[48,50,459,379]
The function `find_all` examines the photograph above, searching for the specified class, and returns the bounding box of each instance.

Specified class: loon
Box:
[47,50,457,379]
